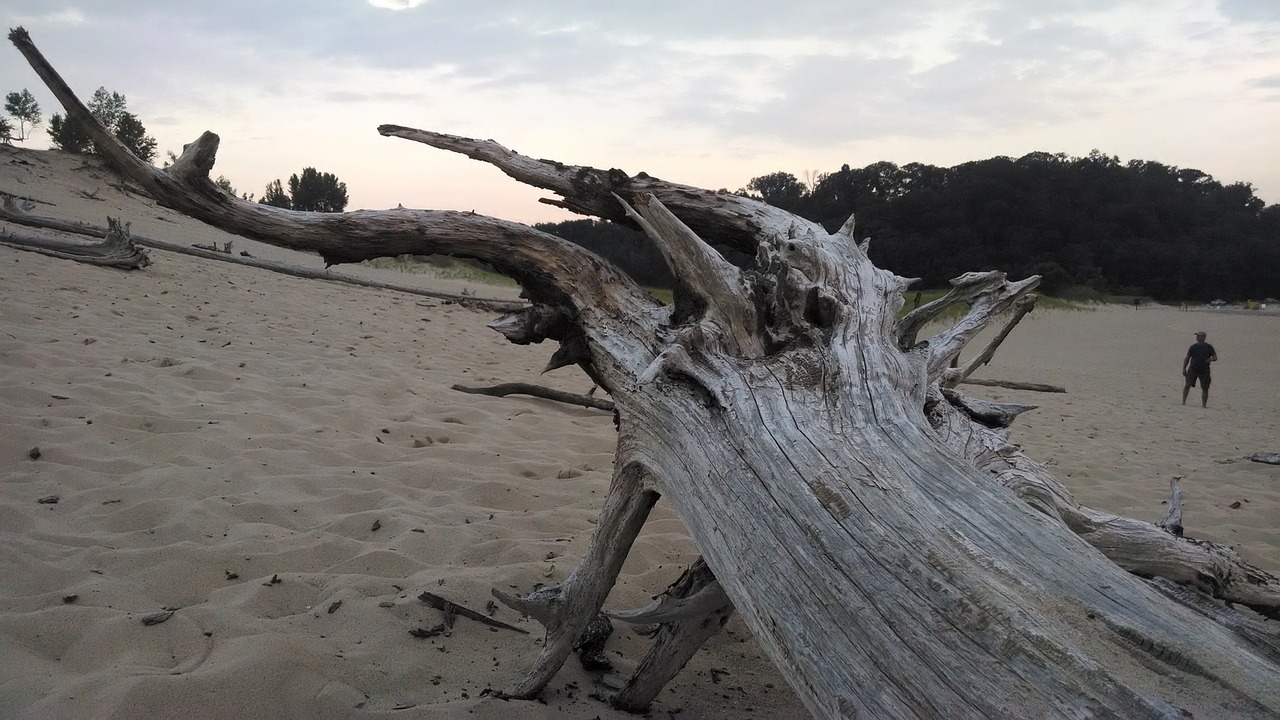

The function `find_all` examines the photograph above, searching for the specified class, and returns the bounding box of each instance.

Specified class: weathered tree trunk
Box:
[11,27,1279,719]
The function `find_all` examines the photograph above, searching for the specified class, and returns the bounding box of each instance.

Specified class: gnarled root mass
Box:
[11,26,1279,719]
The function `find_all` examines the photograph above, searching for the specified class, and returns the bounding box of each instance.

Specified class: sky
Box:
[3,1,1279,224]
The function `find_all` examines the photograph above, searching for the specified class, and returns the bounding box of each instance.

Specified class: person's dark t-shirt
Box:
[1187,343,1216,373]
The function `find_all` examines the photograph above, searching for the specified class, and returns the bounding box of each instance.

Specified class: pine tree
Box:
[47,86,156,161]
[258,169,349,212]
[259,179,291,209]
[288,167,348,212]
[3,89,42,142]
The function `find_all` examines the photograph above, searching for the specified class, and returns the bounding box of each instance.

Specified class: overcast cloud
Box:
[3,1,1277,222]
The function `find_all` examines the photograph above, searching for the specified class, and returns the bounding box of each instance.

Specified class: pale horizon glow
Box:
[3,1,1278,224]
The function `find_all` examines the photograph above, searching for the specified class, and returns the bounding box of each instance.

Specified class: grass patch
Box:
[1036,295,1092,311]
[646,287,674,305]
[361,254,517,287]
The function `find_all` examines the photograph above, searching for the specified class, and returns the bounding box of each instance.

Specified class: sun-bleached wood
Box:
[0,193,524,308]
[491,458,659,698]
[12,27,1279,719]
[610,558,734,712]
[0,210,149,268]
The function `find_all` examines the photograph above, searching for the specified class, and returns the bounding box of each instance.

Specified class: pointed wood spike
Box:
[614,193,743,306]
[940,388,1038,428]
[613,193,761,355]
[835,212,857,239]
[491,586,561,627]
[1159,478,1184,536]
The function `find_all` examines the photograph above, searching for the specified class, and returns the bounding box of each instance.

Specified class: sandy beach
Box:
[2,147,1277,719]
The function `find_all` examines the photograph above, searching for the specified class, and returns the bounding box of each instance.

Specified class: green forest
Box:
[537,150,1279,302]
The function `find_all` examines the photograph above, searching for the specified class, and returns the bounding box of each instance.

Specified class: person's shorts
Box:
[1185,370,1211,388]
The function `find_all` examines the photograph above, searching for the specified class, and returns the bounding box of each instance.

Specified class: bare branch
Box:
[379,122,809,256]
[450,382,615,412]
[939,388,1037,428]
[924,274,1040,380]
[944,295,1038,387]
[491,461,659,698]
[611,559,734,713]
[608,580,731,625]
[8,28,167,194]
[960,378,1066,393]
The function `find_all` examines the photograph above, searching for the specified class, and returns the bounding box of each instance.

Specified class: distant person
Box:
[1181,331,1218,407]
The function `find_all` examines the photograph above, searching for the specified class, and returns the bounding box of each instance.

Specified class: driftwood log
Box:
[0,193,525,310]
[0,213,149,268]
[11,27,1280,719]
[1248,452,1280,465]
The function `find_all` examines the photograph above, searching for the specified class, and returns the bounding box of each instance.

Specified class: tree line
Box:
[535,151,1278,302]
[6,85,1274,299]
[739,152,1278,301]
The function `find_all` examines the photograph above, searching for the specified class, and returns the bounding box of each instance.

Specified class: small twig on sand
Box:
[451,382,615,411]
[418,591,529,634]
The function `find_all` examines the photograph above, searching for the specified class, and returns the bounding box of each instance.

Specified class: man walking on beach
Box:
[1182,331,1218,407]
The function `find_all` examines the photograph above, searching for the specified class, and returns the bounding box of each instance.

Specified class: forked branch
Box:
[923,273,1040,379]
[944,294,1038,387]
[619,192,762,356]
[380,123,794,255]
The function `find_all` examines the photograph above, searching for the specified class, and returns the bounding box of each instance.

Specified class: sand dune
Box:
[2,146,1276,718]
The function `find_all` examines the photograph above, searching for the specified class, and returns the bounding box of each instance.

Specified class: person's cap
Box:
[1194,331,1207,337]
